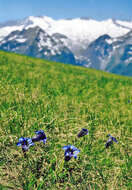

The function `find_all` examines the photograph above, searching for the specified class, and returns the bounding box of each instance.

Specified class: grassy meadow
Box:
[0,50,131,190]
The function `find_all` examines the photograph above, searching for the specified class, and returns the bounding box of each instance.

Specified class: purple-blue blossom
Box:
[105,134,118,148]
[32,130,47,144]
[77,128,89,138]
[16,137,34,152]
[62,145,80,161]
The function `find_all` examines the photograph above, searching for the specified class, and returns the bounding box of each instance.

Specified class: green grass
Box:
[0,50,131,190]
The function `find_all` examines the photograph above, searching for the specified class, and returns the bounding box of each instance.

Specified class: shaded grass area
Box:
[0,51,132,189]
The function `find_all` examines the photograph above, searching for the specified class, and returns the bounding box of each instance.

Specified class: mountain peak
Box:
[26,15,54,23]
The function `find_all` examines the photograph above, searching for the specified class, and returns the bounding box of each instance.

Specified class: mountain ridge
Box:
[0,16,132,76]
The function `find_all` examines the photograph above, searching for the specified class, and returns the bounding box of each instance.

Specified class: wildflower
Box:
[105,134,118,148]
[62,145,80,161]
[32,130,47,144]
[16,137,34,152]
[77,128,89,138]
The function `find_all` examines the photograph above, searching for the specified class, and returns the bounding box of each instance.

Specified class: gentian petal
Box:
[27,138,33,144]
[70,145,77,151]
[65,155,72,161]
[16,142,21,146]
[29,142,35,147]
[32,136,40,142]
[62,146,69,150]
[22,145,29,151]
[112,137,118,143]
[43,139,46,144]
[65,152,70,157]
[35,131,40,135]
[63,145,80,161]
[35,130,44,134]
[73,150,80,158]
[107,134,111,137]
[19,137,25,142]
[105,139,113,148]
[106,135,118,143]
[77,128,89,137]
[33,130,46,142]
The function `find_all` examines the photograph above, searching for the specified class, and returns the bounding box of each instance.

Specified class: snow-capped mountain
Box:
[0,16,132,76]
[79,34,113,69]
[0,16,132,51]
[80,30,132,76]
[0,26,76,64]
[106,31,132,76]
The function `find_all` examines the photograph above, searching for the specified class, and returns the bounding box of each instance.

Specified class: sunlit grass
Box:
[0,50,132,189]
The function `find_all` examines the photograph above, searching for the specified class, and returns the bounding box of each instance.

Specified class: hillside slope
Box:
[0,51,131,190]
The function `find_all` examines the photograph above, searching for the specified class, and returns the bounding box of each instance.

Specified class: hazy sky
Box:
[0,0,131,22]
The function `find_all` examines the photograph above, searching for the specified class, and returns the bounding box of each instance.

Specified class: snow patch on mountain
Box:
[105,38,117,44]
[47,18,130,42]
[124,56,132,65]
[0,16,132,45]
[0,25,24,40]
[25,16,54,31]
[38,32,51,49]
[16,38,26,43]
[116,20,132,29]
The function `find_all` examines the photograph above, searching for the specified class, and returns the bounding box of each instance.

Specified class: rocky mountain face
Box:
[106,31,132,76]
[0,16,132,76]
[79,31,132,76]
[0,26,76,65]
[78,34,113,69]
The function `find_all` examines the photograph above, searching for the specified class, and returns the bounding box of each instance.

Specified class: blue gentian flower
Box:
[105,134,118,148]
[62,145,80,161]
[16,137,34,152]
[32,130,47,144]
[77,128,89,138]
